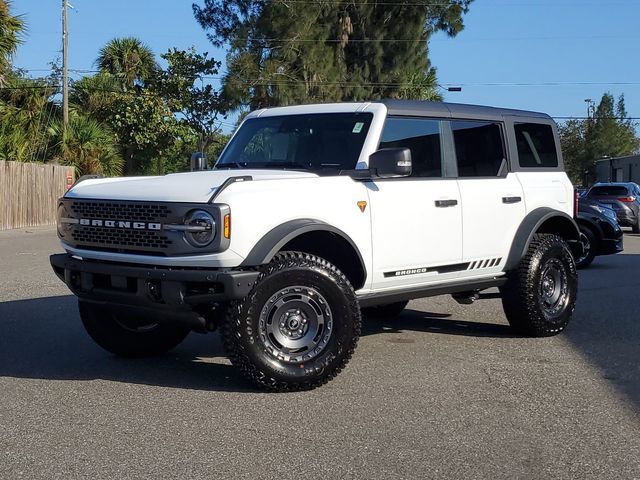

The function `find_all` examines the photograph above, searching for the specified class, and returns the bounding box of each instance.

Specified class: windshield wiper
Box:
[251,162,310,170]
[215,161,246,169]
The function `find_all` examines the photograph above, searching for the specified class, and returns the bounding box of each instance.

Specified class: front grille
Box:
[66,200,175,254]
[71,226,173,250]
[70,201,172,222]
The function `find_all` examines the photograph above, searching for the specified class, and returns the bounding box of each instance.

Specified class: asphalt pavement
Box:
[0,226,638,479]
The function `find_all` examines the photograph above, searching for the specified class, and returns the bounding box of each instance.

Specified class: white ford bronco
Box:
[51,100,580,391]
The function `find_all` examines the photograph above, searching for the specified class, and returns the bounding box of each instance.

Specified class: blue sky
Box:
[11,0,640,127]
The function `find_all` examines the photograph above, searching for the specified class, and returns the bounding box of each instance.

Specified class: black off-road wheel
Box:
[79,301,190,357]
[222,251,361,392]
[575,225,597,269]
[500,234,578,337]
[362,301,409,319]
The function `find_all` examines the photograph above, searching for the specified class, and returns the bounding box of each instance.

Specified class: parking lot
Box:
[0,226,639,480]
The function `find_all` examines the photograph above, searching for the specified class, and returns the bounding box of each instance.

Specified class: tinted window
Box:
[515,123,559,168]
[589,186,630,196]
[452,120,505,177]
[216,113,372,171]
[379,117,443,177]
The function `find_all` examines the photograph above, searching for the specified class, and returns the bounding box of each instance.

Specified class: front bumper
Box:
[50,254,259,327]
[597,236,624,256]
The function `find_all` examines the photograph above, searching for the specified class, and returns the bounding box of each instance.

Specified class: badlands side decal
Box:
[383,258,502,278]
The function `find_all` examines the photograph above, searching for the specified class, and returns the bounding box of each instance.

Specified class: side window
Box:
[514,123,559,168]
[452,120,506,177]
[379,117,443,178]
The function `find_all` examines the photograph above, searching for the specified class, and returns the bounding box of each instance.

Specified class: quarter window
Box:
[452,120,506,177]
[379,117,443,178]
[514,123,559,168]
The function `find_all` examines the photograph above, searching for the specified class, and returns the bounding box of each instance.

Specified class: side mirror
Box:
[368,148,412,178]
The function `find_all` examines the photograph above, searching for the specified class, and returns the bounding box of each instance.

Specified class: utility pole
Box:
[62,0,69,133]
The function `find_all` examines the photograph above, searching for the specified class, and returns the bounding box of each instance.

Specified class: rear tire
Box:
[575,225,597,269]
[79,301,190,357]
[500,234,577,337]
[362,301,409,319]
[222,251,361,392]
[633,218,640,234]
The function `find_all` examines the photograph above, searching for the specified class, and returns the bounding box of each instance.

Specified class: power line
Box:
[12,68,640,89]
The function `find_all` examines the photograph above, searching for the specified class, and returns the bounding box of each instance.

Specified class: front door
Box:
[367,116,463,291]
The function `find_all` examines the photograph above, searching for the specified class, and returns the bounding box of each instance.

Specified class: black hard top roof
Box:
[380,100,551,121]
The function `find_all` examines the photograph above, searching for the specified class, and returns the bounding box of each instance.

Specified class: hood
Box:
[65,169,318,203]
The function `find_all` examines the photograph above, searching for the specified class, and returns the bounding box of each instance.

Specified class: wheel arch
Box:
[505,208,580,271]
[241,219,367,290]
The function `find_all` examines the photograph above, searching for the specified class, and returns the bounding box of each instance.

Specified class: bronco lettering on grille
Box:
[78,219,162,230]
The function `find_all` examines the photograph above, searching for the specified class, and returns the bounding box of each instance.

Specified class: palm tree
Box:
[48,113,124,176]
[96,37,157,89]
[70,72,121,119]
[0,0,24,85]
[0,76,58,162]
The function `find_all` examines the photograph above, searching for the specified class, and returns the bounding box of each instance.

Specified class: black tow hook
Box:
[146,280,163,303]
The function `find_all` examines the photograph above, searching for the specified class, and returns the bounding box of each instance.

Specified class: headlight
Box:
[183,210,216,247]
[56,203,73,238]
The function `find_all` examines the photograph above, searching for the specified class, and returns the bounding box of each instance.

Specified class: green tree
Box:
[560,93,639,185]
[193,0,472,109]
[0,75,58,162]
[96,37,158,89]
[48,113,123,176]
[0,0,23,85]
[152,47,226,152]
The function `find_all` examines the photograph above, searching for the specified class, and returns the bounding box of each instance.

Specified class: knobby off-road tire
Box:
[79,301,190,357]
[500,234,578,337]
[575,225,597,269]
[222,252,361,392]
[361,301,409,319]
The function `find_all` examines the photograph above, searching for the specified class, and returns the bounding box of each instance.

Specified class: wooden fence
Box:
[0,161,74,231]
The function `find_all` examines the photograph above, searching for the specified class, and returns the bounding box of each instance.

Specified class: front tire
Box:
[500,234,577,337]
[222,252,361,392]
[79,301,190,357]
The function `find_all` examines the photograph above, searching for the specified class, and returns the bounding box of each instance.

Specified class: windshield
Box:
[215,113,373,172]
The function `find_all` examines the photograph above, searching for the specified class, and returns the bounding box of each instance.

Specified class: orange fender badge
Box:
[357,201,367,212]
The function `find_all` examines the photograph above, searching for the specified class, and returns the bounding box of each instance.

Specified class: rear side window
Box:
[379,117,443,178]
[452,120,505,177]
[589,186,630,196]
[514,123,559,168]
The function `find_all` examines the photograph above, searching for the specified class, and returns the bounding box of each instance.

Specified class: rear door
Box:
[451,119,526,278]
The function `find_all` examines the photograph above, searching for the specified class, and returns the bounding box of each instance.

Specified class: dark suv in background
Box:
[585,182,640,233]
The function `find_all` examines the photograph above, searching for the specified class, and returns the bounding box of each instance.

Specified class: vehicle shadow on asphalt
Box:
[565,252,640,412]
[362,310,518,338]
[0,295,255,393]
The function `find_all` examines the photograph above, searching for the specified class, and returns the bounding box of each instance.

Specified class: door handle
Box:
[435,199,458,208]
[502,196,522,204]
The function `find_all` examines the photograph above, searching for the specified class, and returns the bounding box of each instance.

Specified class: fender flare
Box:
[504,208,580,270]
[241,219,366,272]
